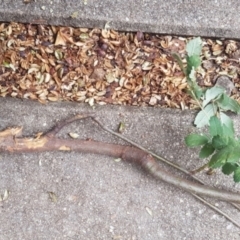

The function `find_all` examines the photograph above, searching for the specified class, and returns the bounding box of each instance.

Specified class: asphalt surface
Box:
[1,0,240,239]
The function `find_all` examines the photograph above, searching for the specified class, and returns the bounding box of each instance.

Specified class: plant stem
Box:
[191,163,209,174]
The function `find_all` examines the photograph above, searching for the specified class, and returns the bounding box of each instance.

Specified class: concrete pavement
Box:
[0,98,240,239]
[0,0,239,39]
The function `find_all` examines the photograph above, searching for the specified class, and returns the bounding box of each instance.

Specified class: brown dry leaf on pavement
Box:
[0,22,240,108]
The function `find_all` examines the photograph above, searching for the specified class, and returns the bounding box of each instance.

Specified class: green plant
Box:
[173,37,240,182]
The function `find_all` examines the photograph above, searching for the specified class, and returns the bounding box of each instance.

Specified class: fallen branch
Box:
[91,115,240,227]
[1,114,240,204]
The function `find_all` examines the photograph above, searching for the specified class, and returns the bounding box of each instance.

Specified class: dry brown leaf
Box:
[0,22,239,109]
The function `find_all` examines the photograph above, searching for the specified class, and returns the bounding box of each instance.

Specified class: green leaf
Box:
[202,86,225,107]
[222,163,238,175]
[217,93,240,113]
[186,66,203,100]
[172,53,186,75]
[187,55,201,76]
[194,103,217,128]
[185,134,208,147]
[208,147,230,168]
[209,116,223,137]
[194,87,203,100]
[208,114,234,144]
[222,124,234,138]
[186,37,202,57]
[212,135,228,150]
[233,167,240,182]
[187,80,203,100]
[219,112,234,137]
[199,143,215,158]
[188,67,196,82]
[227,147,240,163]
[228,137,238,146]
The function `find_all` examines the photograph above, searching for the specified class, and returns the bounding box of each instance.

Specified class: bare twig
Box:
[45,113,94,137]
[190,193,240,228]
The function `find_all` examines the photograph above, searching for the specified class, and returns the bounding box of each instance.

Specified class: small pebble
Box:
[215,75,235,95]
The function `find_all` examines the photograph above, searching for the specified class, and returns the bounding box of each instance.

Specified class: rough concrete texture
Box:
[0,0,240,39]
[0,97,240,239]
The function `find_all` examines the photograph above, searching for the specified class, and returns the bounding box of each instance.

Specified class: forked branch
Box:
[1,114,240,203]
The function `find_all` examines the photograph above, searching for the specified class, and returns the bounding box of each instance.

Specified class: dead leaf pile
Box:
[0,22,240,109]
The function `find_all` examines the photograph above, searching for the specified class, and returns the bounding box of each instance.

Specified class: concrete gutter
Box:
[0,0,239,39]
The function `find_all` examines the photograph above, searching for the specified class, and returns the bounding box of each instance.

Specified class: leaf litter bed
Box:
[0,22,240,108]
